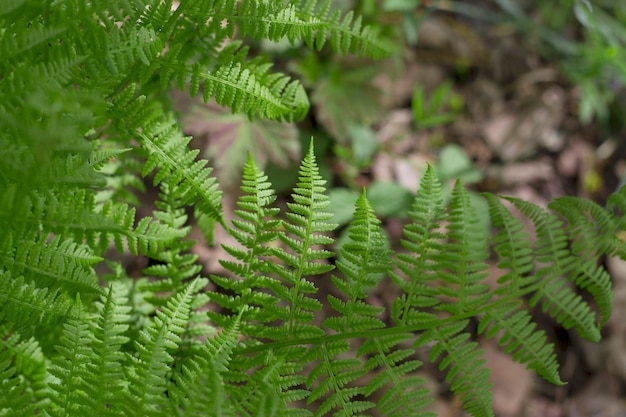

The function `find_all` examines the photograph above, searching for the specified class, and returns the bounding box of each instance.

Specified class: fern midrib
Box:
[287,205,315,339]
[345,215,373,331]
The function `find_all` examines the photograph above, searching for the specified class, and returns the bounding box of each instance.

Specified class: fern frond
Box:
[139,116,225,226]
[360,334,435,417]
[170,313,242,416]
[329,189,392,316]
[139,179,203,307]
[46,298,94,417]
[301,190,393,416]
[436,182,491,314]
[483,193,535,294]
[270,140,337,340]
[0,271,73,333]
[293,0,392,58]
[506,197,601,341]
[418,321,493,417]
[547,195,618,326]
[233,349,303,417]
[478,300,562,385]
[391,165,446,326]
[200,58,310,122]
[3,234,102,297]
[123,278,205,416]
[304,341,372,416]
[82,282,131,416]
[0,326,48,416]
[209,154,283,335]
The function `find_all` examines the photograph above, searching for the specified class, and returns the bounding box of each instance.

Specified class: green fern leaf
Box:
[82,282,131,416]
[483,193,535,294]
[46,298,94,417]
[478,300,562,385]
[506,197,601,341]
[139,116,225,226]
[391,164,446,326]
[0,326,48,416]
[360,334,435,417]
[209,154,284,337]
[436,181,491,315]
[269,140,337,340]
[0,271,73,333]
[418,321,493,417]
[170,313,242,416]
[124,278,206,416]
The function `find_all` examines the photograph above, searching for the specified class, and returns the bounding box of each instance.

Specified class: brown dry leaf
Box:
[486,159,554,187]
[482,87,565,161]
[564,374,626,417]
[481,340,533,417]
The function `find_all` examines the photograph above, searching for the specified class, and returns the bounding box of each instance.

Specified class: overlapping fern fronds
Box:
[1,1,623,417]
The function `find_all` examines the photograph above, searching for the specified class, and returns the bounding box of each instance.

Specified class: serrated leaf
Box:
[183,101,300,187]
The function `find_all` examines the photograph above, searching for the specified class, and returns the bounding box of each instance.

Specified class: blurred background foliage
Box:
[181,0,625,249]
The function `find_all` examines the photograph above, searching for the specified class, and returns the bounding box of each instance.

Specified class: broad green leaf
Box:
[312,62,384,144]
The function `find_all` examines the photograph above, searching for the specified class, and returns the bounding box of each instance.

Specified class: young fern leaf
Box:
[46,298,94,417]
[124,278,206,416]
[209,154,282,337]
[437,182,491,315]
[0,271,73,335]
[548,196,617,326]
[270,140,337,340]
[82,282,131,416]
[419,321,493,417]
[413,183,493,417]
[482,194,535,294]
[360,334,435,417]
[391,164,446,327]
[170,313,243,417]
[478,300,563,385]
[325,189,390,333]
[303,190,390,416]
[313,190,433,416]
[292,0,393,58]
[139,178,203,309]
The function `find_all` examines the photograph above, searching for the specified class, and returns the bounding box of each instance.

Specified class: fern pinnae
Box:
[506,197,601,341]
[477,300,563,385]
[169,311,243,417]
[82,282,131,416]
[421,321,493,417]
[391,164,446,327]
[139,115,225,226]
[124,278,206,416]
[480,194,563,385]
[209,154,283,336]
[271,140,336,340]
[47,297,94,417]
[483,193,535,294]
[437,181,491,315]
[0,326,48,416]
